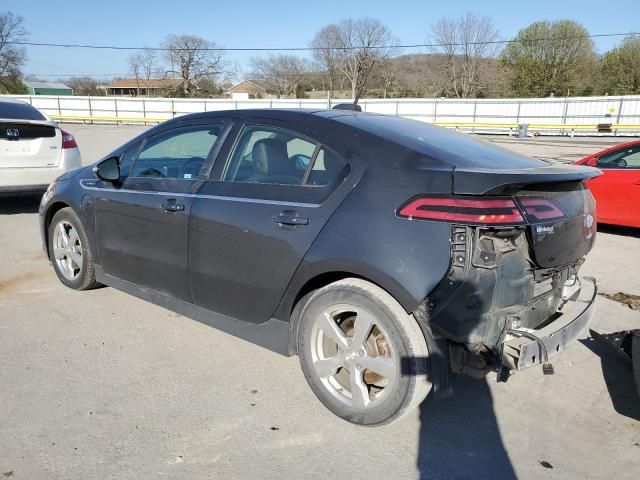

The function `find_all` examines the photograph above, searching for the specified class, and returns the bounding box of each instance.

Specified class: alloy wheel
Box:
[309,304,398,410]
[52,220,83,281]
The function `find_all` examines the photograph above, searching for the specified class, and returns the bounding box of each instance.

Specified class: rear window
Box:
[332,113,549,170]
[0,100,47,121]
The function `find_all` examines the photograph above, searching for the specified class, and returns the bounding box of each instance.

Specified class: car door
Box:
[589,144,640,226]
[189,119,359,324]
[93,120,230,302]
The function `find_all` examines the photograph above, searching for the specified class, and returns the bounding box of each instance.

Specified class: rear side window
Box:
[306,147,347,186]
[0,101,47,121]
[222,125,346,186]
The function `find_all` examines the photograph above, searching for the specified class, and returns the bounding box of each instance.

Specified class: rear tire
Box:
[297,278,431,426]
[49,207,98,291]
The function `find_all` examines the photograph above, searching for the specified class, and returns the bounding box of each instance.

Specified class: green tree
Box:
[0,72,27,94]
[500,20,597,97]
[598,35,640,95]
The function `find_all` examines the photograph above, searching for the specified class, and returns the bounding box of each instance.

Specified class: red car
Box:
[575,140,640,228]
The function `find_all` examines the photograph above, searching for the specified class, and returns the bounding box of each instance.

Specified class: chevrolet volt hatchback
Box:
[1,98,80,194]
[40,109,600,425]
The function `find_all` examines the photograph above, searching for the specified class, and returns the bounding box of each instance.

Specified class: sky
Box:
[9,0,640,82]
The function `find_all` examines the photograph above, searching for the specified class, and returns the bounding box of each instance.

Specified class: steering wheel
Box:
[613,158,628,168]
[138,167,166,178]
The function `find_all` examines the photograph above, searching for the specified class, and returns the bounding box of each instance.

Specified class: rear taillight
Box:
[397,196,525,226]
[518,198,566,221]
[61,130,77,149]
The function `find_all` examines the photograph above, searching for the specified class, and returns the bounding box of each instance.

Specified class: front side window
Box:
[222,126,346,186]
[597,145,640,169]
[130,124,223,180]
[117,142,141,178]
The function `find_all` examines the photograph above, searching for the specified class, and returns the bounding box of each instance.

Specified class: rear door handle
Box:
[633,180,640,186]
[161,199,185,212]
[273,211,309,226]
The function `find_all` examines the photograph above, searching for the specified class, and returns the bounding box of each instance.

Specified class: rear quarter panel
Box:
[275,136,454,320]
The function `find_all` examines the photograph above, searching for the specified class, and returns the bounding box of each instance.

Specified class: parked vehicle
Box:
[574,140,640,228]
[40,109,600,425]
[0,98,81,195]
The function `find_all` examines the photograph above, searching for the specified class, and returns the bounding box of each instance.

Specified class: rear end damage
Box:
[401,180,599,382]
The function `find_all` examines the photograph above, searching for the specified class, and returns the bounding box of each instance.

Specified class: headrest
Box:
[252,138,290,176]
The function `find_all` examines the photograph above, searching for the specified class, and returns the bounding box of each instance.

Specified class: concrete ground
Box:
[0,126,639,479]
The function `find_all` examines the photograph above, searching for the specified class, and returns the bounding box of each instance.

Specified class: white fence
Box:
[6,94,640,135]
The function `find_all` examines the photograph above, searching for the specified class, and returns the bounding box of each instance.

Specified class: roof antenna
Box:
[332,103,362,112]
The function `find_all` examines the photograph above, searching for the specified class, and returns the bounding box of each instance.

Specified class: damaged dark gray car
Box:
[39,109,600,425]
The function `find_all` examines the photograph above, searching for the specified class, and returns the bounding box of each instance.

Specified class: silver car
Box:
[1,98,81,194]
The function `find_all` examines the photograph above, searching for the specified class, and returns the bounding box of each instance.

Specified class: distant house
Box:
[24,81,73,96]
[105,78,181,96]
[225,80,267,99]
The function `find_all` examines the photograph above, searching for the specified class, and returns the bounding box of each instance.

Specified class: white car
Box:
[1,98,81,194]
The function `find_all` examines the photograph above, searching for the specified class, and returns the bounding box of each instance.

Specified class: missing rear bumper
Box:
[501,277,597,371]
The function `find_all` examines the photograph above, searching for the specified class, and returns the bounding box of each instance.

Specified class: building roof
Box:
[24,81,72,90]
[106,78,181,89]
[225,80,267,93]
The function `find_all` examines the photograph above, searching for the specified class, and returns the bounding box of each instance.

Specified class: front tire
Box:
[297,278,431,426]
[49,207,98,290]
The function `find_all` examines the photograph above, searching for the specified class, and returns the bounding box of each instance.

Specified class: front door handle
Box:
[273,211,309,226]
[161,199,185,212]
[633,180,640,186]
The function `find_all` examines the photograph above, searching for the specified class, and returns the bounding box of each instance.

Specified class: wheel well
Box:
[43,201,70,256]
[286,272,363,355]
[290,272,363,318]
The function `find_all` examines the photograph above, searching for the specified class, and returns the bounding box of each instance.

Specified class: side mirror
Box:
[93,156,120,182]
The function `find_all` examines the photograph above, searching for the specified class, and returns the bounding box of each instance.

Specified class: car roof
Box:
[0,97,28,105]
[171,108,326,122]
[163,108,546,170]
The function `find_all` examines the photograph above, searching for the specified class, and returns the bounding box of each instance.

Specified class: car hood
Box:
[57,164,91,182]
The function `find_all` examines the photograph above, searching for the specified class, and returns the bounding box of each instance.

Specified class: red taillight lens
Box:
[519,198,566,221]
[61,130,77,149]
[397,196,525,226]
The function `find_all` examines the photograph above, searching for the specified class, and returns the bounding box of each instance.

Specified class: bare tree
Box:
[0,11,27,78]
[310,24,342,98]
[325,18,396,103]
[139,48,157,90]
[128,48,159,95]
[65,76,104,96]
[377,59,401,98]
[429,13,500,98]
[163,35,225,96]
[127,52,142,94]
[251,54,308,98]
